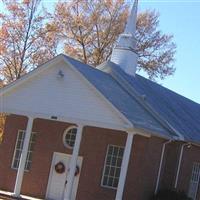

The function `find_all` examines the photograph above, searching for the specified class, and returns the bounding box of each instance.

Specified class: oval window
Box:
[63,127,77,149]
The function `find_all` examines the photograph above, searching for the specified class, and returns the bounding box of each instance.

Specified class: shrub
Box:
[150,189,192,200]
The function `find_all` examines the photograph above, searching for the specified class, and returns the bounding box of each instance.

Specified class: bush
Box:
[150,189,192,200]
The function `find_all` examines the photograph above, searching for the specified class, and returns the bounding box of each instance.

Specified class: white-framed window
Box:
[101,145,124,189]
[188,162,200,200]
[63,126,77,149]
[12,130,36,171]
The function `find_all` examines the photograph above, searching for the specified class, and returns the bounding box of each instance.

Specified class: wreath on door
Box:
[74,165,80,176]
[55,162,65,174]
[67,165,80,176]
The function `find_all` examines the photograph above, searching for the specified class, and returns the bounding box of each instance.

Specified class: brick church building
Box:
[0,1,200,200]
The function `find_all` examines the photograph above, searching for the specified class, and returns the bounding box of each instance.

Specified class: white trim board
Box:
[0,54,132,130]
[0,190,43,200]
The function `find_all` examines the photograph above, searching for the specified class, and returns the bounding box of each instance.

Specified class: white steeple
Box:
[110,0,138,76]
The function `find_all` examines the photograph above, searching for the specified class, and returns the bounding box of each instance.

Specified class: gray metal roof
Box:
[3,53,198,141]
[64,55,177,139]
[65,55,200,143]
[100,60,200,143]
[119,68,200,143]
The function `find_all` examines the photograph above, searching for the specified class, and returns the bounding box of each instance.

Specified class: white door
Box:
[46,152,83,200]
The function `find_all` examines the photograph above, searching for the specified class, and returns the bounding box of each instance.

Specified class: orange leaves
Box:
[0,44,7,54]
[0,0,176,81]
[0,87,6,141]
[7,3,19,12]
[0,0,57,83]
[49,0,175,79]
[23,0,30,5]
[46,23,57,32]
[48,0,128,65]
[0,13,5,19]
[0,25,9,38]
[65,46,80,57]
[135,11,176,80]
[0,113,6,143]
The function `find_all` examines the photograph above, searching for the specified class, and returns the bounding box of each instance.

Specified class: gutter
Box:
[187,141,200,148]
[155,140,172,194]
[174,141,200,189]
[126,126,172,141]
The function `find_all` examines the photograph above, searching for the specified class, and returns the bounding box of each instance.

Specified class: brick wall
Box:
[160,142,180,190]
[159,142,200,199]
[0,115,28,192]
[177,144,200,199]
[124,135,165,200]
[0,115,127,199]
[0,115,75,198]
[2,115,200,200]
[76,126,127,200]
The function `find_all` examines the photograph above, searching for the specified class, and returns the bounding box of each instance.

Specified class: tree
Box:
[0,81,5,143]
[0,113,6,143]
[48,0,176,80]
[0,0,58,83]
[0,0,176,82]
[136,11,176,79]
[47,0,128,66]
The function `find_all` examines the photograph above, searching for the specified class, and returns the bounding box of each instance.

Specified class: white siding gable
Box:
[1,59,129,129]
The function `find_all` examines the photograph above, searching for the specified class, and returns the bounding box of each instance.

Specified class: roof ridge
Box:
[136,74,200,107]
[106,62,183,140]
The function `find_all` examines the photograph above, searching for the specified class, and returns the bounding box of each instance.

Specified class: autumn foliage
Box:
[0,114,5,143]
[0,0,176,83]
[0,0,57,83]
[0,81,5,142]
[47,0,176,80]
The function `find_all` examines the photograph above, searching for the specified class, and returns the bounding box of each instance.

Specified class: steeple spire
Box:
[110,0,139,76]
[124,0,138,35]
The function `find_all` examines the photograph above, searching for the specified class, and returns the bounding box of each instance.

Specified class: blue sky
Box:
[138,0,200,104]
[0,0,200,104]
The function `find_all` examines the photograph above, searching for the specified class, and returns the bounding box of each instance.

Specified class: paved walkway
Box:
[0,191,42,200]
[0,194,18,200]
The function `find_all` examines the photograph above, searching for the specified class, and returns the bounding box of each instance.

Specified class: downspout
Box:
[174,143,190,188]
[154,140,172,194]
